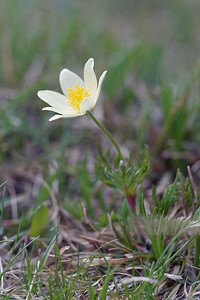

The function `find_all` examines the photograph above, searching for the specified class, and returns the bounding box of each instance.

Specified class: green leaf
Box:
[29,205,49,237]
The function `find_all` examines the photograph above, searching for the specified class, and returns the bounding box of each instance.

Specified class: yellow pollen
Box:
[66,84,90,111]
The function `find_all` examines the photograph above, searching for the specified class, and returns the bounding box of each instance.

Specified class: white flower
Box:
[37,58,107,121]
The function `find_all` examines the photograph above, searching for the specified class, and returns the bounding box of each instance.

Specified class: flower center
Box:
[66,84,90,111]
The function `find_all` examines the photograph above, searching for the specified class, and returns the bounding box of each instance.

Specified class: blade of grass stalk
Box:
[96,246,121,299]
[62,274,78,300]
[63,259,72,282]
[118,218,133,249]
[37,227,58,295]
[194,233,200,268]
[46,276,58,298]
[24,248,32,289]
[144,211,161,259]
[6,217,23,267]
[0,240,13,244]
[0,237,39,279]
[55,243,65,289]
[111,219,136,250]
[37,233,56,273]
[26,260,40,300]
[155,234,196,277]
[88,282,95,300]
[155,214,166,259]
[157,241,176,270]
[162,171,179,213]
[99,264,111,300]
[179,235,196,275]
[138,189,146,216]
[54,244,62,295]
[45,277,53,300]
[112,222,125,245]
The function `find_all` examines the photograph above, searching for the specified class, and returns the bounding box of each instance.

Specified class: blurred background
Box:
[0,0,200,223]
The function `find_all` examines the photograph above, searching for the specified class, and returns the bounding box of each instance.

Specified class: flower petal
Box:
[49,113,83,122]
[80,97,95,114]
[84,58,97,97]
[37,90,73,110]
[95,70,107,103]
[42,106,79,115]
[59,69,84,95]
[49,114,64,121]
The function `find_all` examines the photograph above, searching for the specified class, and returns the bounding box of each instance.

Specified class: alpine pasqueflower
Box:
[37,58,107,121]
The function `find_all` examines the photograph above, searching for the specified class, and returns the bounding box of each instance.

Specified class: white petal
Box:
[59,69,84,95]
[84,58,97,97]
[49,114,64,121]
[80,97,95,114]
[38,90,72,110]
[49,112,82,122]
[42,106,78,115]
[95,71,107,103]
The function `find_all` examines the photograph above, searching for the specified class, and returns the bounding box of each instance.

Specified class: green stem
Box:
[87,111,123,160]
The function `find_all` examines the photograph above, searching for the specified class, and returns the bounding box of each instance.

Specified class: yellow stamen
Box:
[66,84,90,111]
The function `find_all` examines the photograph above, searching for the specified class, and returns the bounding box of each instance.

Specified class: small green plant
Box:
[95,145,150,211]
